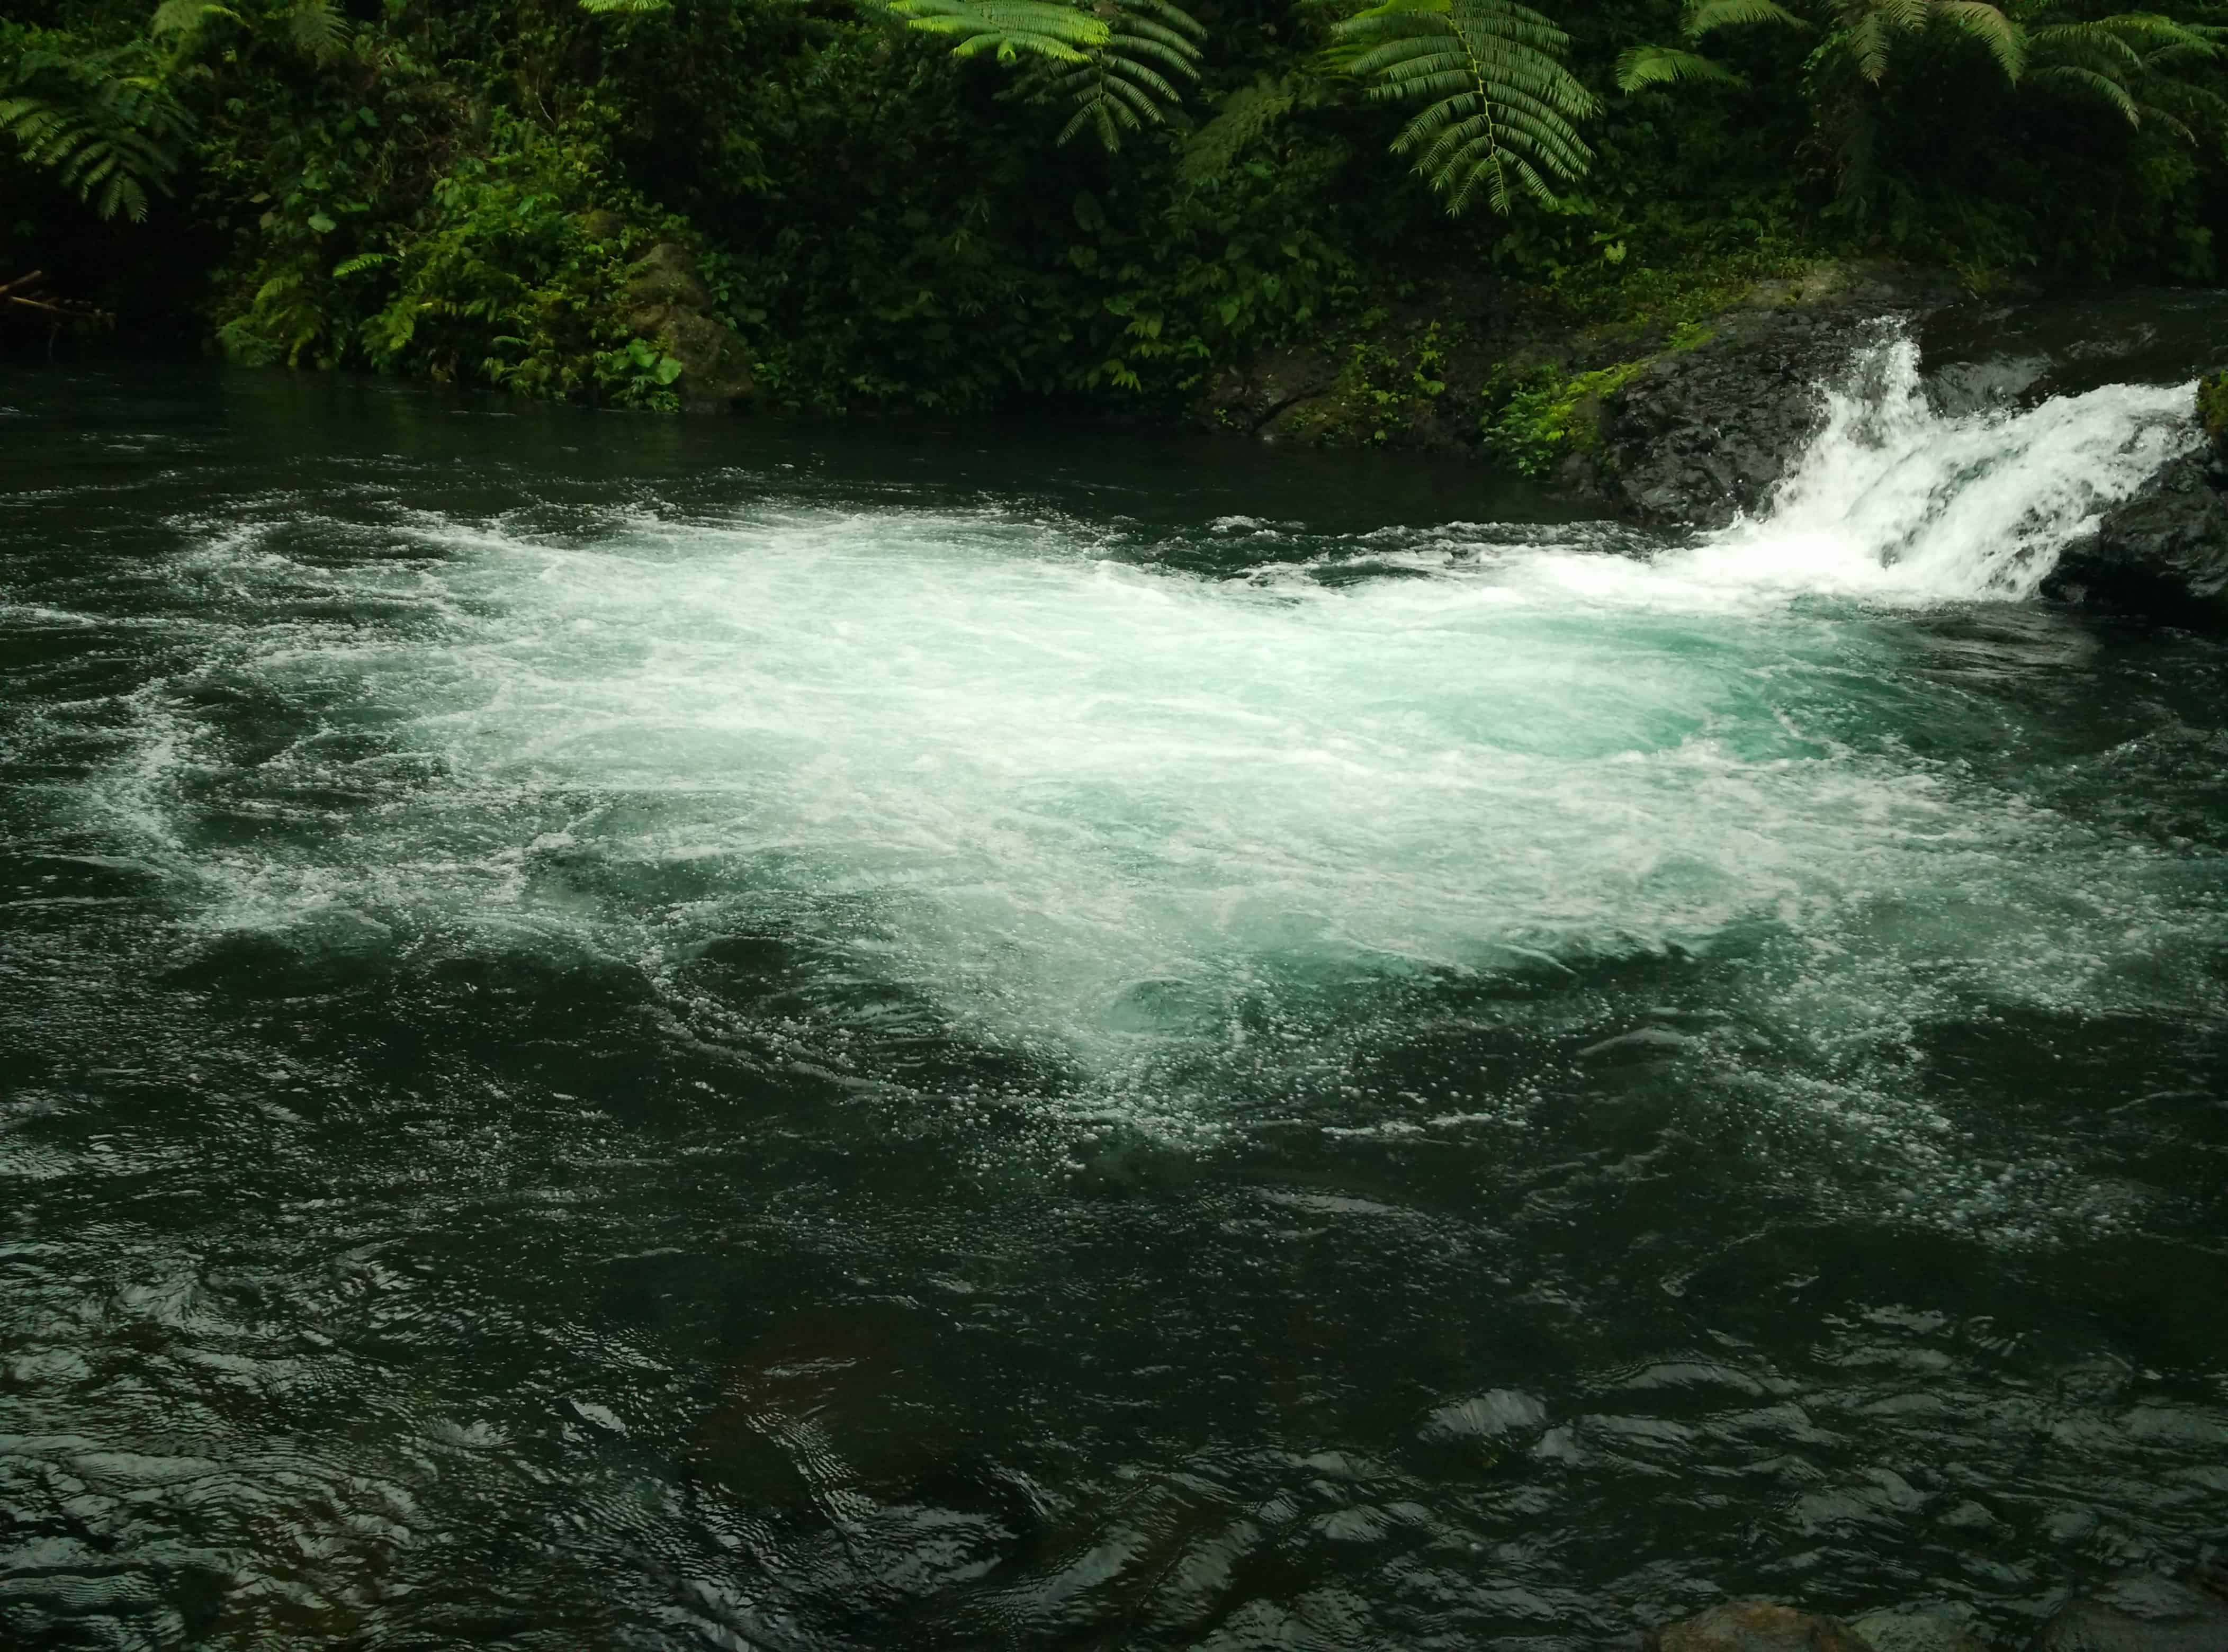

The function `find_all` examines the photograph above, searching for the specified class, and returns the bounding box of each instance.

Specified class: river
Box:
[2,337,2224,1649]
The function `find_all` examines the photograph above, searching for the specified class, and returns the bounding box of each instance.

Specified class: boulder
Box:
[622,242,754,414]
[2045,373,2228,626]
[2024,1569,2228,1652]
[1585,307,1893,528]
[1197,347,1341,434]
[1577,264,1966,528]
[1645,1601,1878,1652]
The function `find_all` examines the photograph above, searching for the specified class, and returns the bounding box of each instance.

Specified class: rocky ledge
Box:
[1568,266,1962,529]
[1643,1563,2228,1652]
[2042,370,2228,628]
[1579,285,2228,626]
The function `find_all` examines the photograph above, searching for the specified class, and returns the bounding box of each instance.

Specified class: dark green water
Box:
[2,363,2224,1650]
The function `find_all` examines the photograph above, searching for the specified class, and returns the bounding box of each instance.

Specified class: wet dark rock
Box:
[1418,1388,1548,1443]
[1919,291,2228,412]
[1645,1601,1877,1652]
[160,909,398,996]
[2025,1569,2228,1652]
[1198,348,1341,433]
[1568,264,1968,528]
[622,242,755,414]
[2046,378,2228,627]
[1582,308,1893,529]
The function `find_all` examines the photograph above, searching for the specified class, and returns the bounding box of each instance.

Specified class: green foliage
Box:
[888,0,1205,147]
[1618,0,2223,162]
[13,0,2228,425]
[1613,44,1749,87]
[0,36,195,222]
[2026,13,2227,136]
[1264,316,1459,444]
[1616,0,2025,92]
[887,0,1112,61]
[1023,0,1208,147]
[1480,319,1711,471]
[1180,76,1300,179]
[347,113,687,403]
[1329,0,1597,212]
[1481,355,1643,472]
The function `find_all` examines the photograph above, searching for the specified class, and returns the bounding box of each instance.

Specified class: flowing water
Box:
[2,335,2225,1650]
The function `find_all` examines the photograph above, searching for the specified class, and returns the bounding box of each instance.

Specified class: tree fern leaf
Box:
[1932,2,2022,79]
[1332,0,1593,214]
[892,0,1110,64]
[285,0,355,61]
[150,1,240,40]
[2028,62,2141,119]
[1842,14,1890,79]
[0,46,194,222]
[1682,0,1808,38]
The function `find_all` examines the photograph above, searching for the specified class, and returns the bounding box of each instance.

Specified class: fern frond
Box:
[1180,76,1297,178]
[2027,62,2142,119]
[285,0,356,61]
[2023,10,2221,133]
[889,0,1110,64]
[1840,12,1891,79]
[2027,22,2145,70]
[1333,0,1595,214]
[578,0,671,10]
[904,0,1200,147]
[150,1,241,41]
[1683,0,1808,38]
[1040,10,1205,149]
[1616,44,1747,87]
[1932,1,2023,79]
[0,47,196,222]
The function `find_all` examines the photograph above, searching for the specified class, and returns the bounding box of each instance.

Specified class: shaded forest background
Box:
[6,0,2228,425]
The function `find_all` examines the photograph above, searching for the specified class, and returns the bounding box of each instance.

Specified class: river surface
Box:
[2,347,2225,1650]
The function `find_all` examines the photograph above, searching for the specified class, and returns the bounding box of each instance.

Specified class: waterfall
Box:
[1668,327,2198,601]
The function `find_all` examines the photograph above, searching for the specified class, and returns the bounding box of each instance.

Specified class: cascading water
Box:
[1,347,2222,1652]
[1606,326,2200,602]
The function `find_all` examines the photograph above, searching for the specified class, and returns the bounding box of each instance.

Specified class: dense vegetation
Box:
[5,0,2226,428]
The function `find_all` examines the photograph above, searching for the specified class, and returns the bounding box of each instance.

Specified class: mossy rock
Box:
[2199,370,2228,448]
[623,242,753,412]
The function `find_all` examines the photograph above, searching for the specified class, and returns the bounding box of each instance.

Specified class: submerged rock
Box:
[2025,1568,2228,1652]
[1645,1601,1877,1652]
[1852,1610,1992,1652]
[622,242,755,414]
[2046,372,2228,627]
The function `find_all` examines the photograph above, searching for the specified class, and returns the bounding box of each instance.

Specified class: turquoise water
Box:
[2,361,2224,1649]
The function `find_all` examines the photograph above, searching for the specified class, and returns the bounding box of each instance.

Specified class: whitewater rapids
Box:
[50,334,2215,1168]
